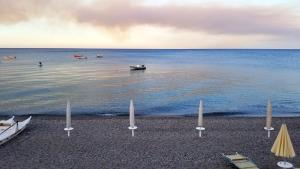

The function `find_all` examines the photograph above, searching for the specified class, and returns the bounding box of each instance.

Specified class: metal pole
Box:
[132,130,134,137]
[268,130,270,138]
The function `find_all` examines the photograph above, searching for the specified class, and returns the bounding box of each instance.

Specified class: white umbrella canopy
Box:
[129,100,135,128]
[66,100,71,128]
[128,99,137,136]
[198,100,204,127]
[64,99,73,137]
[266,100,272,129]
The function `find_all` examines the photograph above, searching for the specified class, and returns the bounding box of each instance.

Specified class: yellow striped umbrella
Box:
[271,124,295,158]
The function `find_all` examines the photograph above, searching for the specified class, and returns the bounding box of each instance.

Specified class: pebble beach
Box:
[0,116,299,169]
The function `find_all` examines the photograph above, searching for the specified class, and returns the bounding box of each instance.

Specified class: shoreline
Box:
[1,111,300,118]
[0,116,299,169]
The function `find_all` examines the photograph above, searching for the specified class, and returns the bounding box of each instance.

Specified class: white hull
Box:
[0,116,31,145]
[130,64,146,70]
[0,116,15,126]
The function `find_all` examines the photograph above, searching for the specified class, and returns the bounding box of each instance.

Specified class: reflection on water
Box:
[0,49,300,116]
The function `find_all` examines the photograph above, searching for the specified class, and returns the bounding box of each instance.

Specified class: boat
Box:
[0,116,32,145]
[73,54,87,59]
[2,56,16,61]
[130,65,146,70]
[96,54,103,58]
[0,116,15,126]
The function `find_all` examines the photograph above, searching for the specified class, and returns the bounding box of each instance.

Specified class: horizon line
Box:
[1,47,300,50]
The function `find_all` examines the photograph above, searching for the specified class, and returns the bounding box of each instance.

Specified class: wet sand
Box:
[0,116,299,169]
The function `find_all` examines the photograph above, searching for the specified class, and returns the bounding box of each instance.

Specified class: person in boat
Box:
[39,61,43,67]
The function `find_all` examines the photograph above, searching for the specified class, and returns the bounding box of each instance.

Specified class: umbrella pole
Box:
[68,131,70,137]
[199,130,202,137]
[132,129,134,137]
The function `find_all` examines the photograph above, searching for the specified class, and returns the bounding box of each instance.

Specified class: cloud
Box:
[1,0,300,37]
[0,0,73,23]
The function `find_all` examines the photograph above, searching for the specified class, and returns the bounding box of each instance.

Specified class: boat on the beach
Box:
[73,54,87,60]
[2,56,16,61]
[0,116,32,145]
[130,64,146,70]
[0,116,15,126]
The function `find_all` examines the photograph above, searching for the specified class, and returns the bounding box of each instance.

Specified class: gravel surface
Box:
[0,116,299,169]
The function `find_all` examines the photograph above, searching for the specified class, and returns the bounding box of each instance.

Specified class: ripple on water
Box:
[1,49,300,116]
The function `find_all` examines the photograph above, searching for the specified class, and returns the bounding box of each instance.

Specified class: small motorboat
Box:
[96,54,103,58]
[130,64,146,70]
[0,116,31,145]
[73,54,87,59]
[2,56,16,61]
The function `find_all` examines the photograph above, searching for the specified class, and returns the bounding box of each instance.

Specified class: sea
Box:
[0,48,300,116]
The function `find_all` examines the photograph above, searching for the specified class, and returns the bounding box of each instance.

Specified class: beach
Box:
[0,116,299,169]
[2,1,300,168]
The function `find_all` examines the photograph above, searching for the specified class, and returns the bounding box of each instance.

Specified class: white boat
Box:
[96,54,103,58]
[130,64,146,70]
[0,116,15,126]
[0,116,31,145]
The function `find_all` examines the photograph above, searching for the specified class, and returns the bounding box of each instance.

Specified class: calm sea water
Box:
[0,48,300,116]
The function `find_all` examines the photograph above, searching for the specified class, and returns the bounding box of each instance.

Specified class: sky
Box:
[0,0,300,48]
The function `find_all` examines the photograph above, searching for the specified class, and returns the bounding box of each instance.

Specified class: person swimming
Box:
[39,61,43,67]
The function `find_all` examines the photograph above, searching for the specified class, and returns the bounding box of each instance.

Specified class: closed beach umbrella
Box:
[128,100,137,136]
[130,100,135,128]
[266,100,272,128]
[264,100,274,138]
[64,100,74,137]
[198,100,204,127]
[196,100,205,137]
[271,124,295,168]
[66,100,71,128]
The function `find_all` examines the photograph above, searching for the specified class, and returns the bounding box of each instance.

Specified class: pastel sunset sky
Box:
[0,0,300,48]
